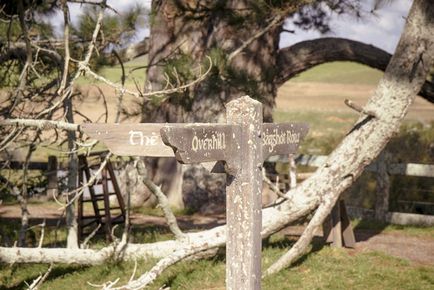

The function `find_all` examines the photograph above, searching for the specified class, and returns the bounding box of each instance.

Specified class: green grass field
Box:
[0,231,432,290]
[289,62,383,85]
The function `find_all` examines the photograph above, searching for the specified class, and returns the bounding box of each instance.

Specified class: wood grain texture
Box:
[226,96,263,290]
[160,124,238,164]
[262,123,308,160]
[81,123,174,157]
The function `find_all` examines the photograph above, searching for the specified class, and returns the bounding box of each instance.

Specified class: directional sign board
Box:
[262,123,309,160]
[81,123,308,161]
[160,124,239,164]
[159,97,308,290]
[81,123,175,157]
[81,96,309,290]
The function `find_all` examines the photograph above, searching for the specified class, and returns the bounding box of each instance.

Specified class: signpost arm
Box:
[226,96,263,290]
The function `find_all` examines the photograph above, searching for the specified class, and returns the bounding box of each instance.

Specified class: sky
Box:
[58,0,412,54]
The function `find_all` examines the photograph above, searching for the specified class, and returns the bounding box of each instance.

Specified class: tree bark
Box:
[143,0,286,209]
[64,98,79,249]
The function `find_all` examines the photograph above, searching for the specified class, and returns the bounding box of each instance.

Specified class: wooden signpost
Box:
[81,96,309,290]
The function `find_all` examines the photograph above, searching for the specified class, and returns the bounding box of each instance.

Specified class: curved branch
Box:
[0,43,62,65]
[276,37,434,103]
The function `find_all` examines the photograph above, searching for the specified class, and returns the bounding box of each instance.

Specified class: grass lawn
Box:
[289,61,383,85]
[0,232,433,290]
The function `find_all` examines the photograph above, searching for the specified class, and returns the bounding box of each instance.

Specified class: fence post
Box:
[288,153,297,189]
[375,151,391,221]
[46,155,58,198]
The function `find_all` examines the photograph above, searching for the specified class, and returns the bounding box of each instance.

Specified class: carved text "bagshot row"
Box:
[263,129,300,152]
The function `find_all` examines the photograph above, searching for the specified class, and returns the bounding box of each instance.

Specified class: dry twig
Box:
[136,159,185,240]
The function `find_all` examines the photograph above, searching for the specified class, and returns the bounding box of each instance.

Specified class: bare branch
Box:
[79,65,141,97]
[227,13,285,62]
[263,192,347,276]
[67,0,118,13]
[135,159,185,240]
[80,55,213,99]
[80,224,102,249]
[0,119,79,132]
[38,0,107,117]
[27,264,53,290]
[344,99,378,118]
[14,0,32,99]
[262,168,288,200]
[111,49,126,123]
[59,0,71,94]
[38,219,46,248]
[103,243,217,290]
[58,152,112,210]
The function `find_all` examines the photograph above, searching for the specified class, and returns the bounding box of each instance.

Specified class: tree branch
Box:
[37,0,107,117]
[135,159,185,240]
[263,190,347,276]
[227,14,284,62]
[276,37,434,103]
[79,55,213,99]
[0,119,79,132]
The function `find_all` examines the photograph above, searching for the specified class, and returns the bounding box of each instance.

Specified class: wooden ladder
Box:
[77,153,126,242]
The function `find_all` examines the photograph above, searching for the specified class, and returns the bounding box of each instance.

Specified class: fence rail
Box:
[3,153,434,224]
[266,153,434,223]
[266,154,434,178]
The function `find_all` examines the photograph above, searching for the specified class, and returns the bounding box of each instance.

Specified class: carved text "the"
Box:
[129,130,158,146]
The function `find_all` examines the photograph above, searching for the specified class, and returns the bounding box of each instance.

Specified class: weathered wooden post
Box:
[46,155,58,198]
[225,97,263,289]
[81,96,309,290]
[375,151,391,221]
[323,199,356,248]
[160,97,308,290]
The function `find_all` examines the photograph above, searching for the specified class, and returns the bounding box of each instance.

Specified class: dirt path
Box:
[1,203,433,266]
[354,229,434,266]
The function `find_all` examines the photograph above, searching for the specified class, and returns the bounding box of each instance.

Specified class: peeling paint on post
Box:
[225,96,263,290]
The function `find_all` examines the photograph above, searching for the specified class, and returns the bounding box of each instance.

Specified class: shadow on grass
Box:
[265,234,326,266]
[353,219,389,242]
[0,264,87,290]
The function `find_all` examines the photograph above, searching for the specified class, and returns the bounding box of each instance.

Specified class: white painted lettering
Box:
[190,132,226,152]
[129,130,143,145]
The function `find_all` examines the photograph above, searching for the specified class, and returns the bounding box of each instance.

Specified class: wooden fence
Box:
[2,153,434,225]
[266,153,434,226]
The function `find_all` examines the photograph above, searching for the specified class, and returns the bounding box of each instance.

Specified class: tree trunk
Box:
[64,98,79,249]
[275,37,434,103]
[143,0,285,210]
